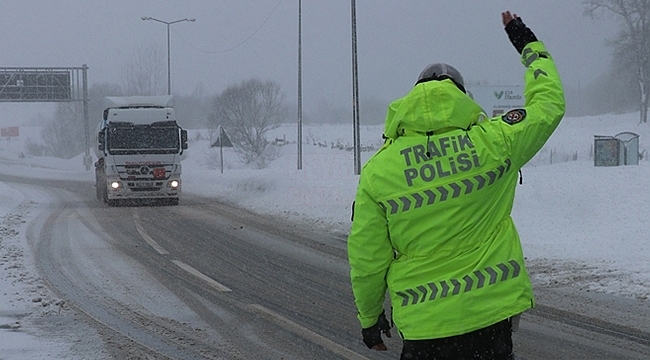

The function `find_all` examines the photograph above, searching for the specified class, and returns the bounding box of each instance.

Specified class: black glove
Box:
[504,16,538,54]
[361,311,392,349]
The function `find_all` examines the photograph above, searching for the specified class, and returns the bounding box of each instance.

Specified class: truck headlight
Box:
[110,181,122,189]
[169,180,180,188]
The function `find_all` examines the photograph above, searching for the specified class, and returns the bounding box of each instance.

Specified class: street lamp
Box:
[350,0,361,175]
[141,16,196,95]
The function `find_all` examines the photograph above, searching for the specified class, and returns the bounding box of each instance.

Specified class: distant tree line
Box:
[32,41,389,164]
[38,9,650,164]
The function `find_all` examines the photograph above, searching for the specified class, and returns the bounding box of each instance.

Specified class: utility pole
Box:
[297,0,303,170]
[351,0,361,175]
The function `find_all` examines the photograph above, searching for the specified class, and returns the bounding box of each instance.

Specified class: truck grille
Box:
[118,164,172,180]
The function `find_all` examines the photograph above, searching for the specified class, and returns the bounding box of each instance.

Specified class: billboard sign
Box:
[467,85,524,118]
[0,69,72,101]
[1,126,19,137]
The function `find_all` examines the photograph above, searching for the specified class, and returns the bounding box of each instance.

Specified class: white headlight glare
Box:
[169,180,180,188]
[110,181,121,189]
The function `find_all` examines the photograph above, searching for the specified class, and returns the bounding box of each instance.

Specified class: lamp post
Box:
[141,16,195,95]
[350,0,361,175]
[297,0,303,170]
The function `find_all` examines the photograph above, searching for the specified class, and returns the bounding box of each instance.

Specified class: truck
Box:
[94,95,188,206]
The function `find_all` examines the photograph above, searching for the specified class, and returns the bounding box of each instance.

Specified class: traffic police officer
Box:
[348,11,565,359]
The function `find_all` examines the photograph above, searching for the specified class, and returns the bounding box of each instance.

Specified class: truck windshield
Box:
[107,125,179,155]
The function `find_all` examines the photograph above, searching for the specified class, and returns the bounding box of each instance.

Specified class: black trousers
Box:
[400,319,515,360]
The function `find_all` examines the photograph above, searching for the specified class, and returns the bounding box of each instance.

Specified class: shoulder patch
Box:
[502,109,526,125]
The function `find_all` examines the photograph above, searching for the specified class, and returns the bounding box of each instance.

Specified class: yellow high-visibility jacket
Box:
[348,41,565,340]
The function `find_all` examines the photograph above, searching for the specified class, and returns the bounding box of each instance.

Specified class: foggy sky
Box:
[0,0,618,123]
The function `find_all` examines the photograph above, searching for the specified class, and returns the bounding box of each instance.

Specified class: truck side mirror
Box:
[181,129,188,150]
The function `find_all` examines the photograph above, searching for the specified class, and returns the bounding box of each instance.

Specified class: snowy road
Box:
[20,177,379,359]
[4,174,650,359]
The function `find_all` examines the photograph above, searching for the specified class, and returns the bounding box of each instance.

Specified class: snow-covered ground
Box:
[0,112,649,357]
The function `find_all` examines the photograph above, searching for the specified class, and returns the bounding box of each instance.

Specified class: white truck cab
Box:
[94,96,187,206]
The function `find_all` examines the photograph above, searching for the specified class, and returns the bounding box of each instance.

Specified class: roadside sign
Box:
[467,85,524,117]
[1,126,19,137]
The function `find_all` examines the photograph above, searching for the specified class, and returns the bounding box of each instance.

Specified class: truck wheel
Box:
[98,185,108,203]
[95,175,102,201]
[96,184,107,203]
[95,160,105,203]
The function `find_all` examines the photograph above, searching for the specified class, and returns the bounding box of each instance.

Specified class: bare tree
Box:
[585,0,650,123]
[210,78,287,168]
[121,43,166,96]
[41,102,85,159]
[40,83,123,159]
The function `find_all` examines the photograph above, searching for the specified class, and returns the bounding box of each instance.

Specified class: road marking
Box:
[249,304,370,360]
[172,260,232,292]
[133,210,169,255]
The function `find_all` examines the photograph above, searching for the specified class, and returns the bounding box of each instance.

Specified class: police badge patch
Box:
[502,109,526,125]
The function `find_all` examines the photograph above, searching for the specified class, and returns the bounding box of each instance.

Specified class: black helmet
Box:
[415,63,466,93]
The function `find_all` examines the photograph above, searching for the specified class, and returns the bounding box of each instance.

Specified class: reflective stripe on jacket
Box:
[348,41,565,340]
